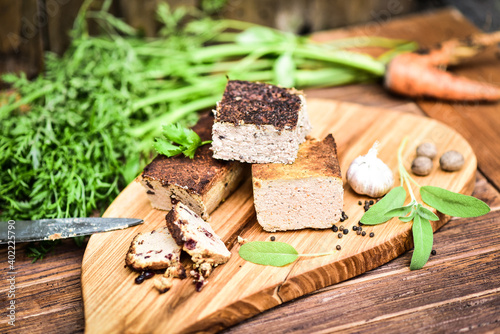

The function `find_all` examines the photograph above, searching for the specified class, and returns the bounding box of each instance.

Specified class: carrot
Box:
[385,31,500,101]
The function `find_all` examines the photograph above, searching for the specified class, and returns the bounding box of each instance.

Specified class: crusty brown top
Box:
[215,80,303,130]
[142,113,236,195]
[252,134,341,181]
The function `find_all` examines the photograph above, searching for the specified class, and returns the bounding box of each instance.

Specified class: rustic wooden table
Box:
[1,8,499,334]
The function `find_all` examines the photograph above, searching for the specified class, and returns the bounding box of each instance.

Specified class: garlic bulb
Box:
[346,142,394,198]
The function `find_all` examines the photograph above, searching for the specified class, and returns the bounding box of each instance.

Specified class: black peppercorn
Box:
[339,225,344,231]
[336,245,341,250]
[358,201,362,205]
[369,232,375,238]
[270,236,276,241]
[338,233,343,239]
[431,249,437,255]
[353,226,358,231]
[343,228,349,235]
[358,221,363,226]
[358,226,362,231]
[340,217,345,222]
[369,200,374,205]
[356,230,362,235]
[362,231,366,236]
[332,225,338,232]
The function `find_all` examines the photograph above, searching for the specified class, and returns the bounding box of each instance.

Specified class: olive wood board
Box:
[81,98,476,334]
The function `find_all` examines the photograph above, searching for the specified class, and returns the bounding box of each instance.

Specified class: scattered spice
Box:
[343,228,349,235]
[416,142,437,159]
[369,200,374,205]
[411,156,433,176]
[338,233,343,239]
[431,249,437,255]
[440,150,464,172]
[270,236,276,241]
[336,245,341,251]
[369,232,375,238]
[362,231,367,236]
[356,230,362,235]
[358,201,362,205]
[339,225,344,231]
[332,225,339,232]
[358,221,363,226]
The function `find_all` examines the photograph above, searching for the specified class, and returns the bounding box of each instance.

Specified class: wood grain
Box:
[81,98,477,333]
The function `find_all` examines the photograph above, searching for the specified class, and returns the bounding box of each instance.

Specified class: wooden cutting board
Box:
[81,98,476,334]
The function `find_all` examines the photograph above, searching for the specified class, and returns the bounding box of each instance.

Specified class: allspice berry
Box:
[440,150,464,171]
[411,156,433,176]
[416,142,437,159]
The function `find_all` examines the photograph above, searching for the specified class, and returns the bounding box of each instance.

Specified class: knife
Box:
[0,217,143,244]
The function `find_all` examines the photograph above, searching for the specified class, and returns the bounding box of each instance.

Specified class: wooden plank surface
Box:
[1,8,499,334]
[81,98,477,333]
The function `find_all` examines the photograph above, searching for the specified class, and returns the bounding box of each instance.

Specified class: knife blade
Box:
[0,217,143,244]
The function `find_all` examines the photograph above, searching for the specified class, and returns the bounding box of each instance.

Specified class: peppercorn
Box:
[338,233,343,239]
[358,221,363,226]
[343,228,349,235]
[369,200,374,205]
[356,230,362,235]
[358,226,362,231]
[369,232,375,238]
[358,201,362,205]
[332,225,338,232]
[336,245,341,251]
[362,231,366,236]
[340,217,345,222]
[431,249,437,255]
[339,225,344,231]
[353,226,358,231]
[270,236,276,241]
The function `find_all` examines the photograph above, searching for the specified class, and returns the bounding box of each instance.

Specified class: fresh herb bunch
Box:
[360,137,490,270]
[154,124,211,159]
[0,0,416,260]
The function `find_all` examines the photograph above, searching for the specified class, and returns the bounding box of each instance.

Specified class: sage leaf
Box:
[360,187,407,225]
[239,241,298,267]
[399,209,416,222]
[416,204,439,221]
[384,203,414,218]
[410,214,434,270]
[420,186,490,218]
[273,52,295,87]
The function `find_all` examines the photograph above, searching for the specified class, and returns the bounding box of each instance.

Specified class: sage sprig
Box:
[239,241,335,267]
[361,137,490,270]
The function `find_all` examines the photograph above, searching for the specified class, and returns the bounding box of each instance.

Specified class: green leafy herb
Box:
[409,214,433,270]
[360,186,407,225]
[153,123,211,159]
[420,186,490,218]
[239,241,335,267]
[360,137,490,270]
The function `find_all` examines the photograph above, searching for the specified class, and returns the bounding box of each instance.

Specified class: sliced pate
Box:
[252,134,344,232]
[211,80,312,164]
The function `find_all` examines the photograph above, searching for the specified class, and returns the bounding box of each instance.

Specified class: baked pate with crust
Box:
[252,134,344,232]
[140,113,248,220]
[211,80,312,164]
